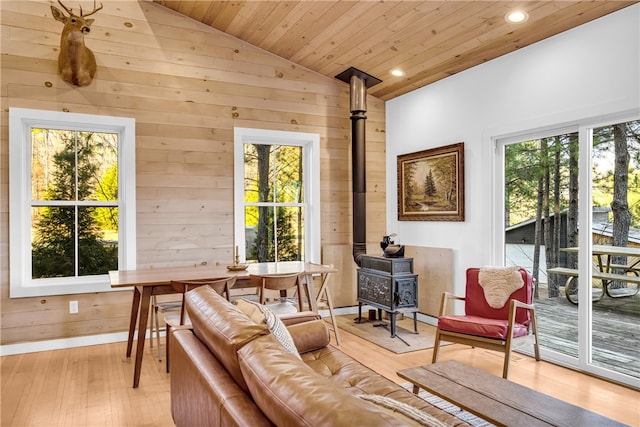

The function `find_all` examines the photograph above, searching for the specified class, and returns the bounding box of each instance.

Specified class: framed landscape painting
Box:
[397,142,464,221]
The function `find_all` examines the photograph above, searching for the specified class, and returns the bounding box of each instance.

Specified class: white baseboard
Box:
[0,330,161,357]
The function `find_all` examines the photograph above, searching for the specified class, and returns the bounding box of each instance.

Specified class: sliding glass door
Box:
[586,120,639,381]
[500,116,639,388]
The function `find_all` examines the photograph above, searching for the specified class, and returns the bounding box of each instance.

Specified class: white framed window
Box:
[234,127,320,263]
[9,108,136,298]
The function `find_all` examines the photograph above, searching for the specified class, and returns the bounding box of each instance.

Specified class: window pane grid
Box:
[243,141,304,263]
[29,126,120,280]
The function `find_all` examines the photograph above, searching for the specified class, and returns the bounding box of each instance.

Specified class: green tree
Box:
[506,120,639,299]
[32,132,117,278]
[402,161,417,207]
[505,134,575,297]
[424,169,437,197]
[245,144,301,262]
[94,164,118,227]
[592,120,640,288]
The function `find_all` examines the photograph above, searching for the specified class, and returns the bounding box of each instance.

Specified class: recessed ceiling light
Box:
[390,69,405,77]
[505,10,529,24]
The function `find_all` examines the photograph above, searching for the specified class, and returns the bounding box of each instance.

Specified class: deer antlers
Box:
[56,0,103,18]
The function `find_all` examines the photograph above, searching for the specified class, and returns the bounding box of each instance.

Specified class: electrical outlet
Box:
[69,300,78,314]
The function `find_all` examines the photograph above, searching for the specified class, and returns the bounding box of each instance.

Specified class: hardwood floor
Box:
[1,322,638,427]
[1,342,174,427]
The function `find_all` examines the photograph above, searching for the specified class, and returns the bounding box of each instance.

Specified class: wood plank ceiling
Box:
[154,1,637,101]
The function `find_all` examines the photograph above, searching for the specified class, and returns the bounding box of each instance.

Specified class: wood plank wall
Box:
[0,0,386,345]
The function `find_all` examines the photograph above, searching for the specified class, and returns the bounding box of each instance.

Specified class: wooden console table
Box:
[397,360,626,427]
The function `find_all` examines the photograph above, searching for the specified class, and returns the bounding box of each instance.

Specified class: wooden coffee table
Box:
[397,360,626,427]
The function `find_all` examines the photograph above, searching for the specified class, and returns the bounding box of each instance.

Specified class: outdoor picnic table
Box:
[547,245,640,304]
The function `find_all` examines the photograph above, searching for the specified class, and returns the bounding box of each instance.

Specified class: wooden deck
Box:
[534,293,639,378]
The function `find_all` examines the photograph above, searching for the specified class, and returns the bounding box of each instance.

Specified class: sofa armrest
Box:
[170,329,273,427]
[287,319,330,354]
[279,311,321,326]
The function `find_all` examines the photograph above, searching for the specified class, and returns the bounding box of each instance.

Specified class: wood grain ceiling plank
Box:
[269,2,361,61]
[303,1,421,75]
[230,1,288,47]
[240,1,300,46]
[365,1,541,82]
[259,1,318,52]
[183,1,213,23]
[358,1,499,82]
[173,1,196,17]
[291,1,404,68]
[312,1,477,79]
[199,1,228,26]
[208,1,245,32]
[223,1,270,35]
[233,2,283,40]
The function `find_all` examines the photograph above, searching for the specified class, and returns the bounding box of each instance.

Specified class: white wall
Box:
[386,5,640,294]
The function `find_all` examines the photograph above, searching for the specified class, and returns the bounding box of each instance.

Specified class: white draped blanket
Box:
[478,266,524,309]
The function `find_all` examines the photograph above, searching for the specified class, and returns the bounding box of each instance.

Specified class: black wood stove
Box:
[357,255,419,340]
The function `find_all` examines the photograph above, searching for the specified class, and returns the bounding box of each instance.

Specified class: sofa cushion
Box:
[236,298,302,360]
[238,336,412,426]
[235,298,266,324]
[186,286,269,393]
[301,346,470,426]
[234,300,329,355]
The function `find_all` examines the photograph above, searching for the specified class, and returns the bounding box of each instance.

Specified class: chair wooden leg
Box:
[155,306,162,361]
[531,308,540,361]
[149,306,155,349]
[502,352,512,379]
[179,296,187,326]
[165,322,171,373]
[323,285,341,346]
[503,335,514,379]
[297,284,304,312]
[432,330,442,363]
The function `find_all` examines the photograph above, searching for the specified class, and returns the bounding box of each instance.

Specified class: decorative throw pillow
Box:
[235,298,302,360]
[235,298,266,324]
[358,394,453,427]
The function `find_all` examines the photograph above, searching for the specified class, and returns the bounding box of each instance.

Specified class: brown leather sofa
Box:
[170,286,470,427]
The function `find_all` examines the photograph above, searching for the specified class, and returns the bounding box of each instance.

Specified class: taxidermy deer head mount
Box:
[51,0,103,87]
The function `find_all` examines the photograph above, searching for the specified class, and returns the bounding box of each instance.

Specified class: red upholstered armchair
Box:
[432,267,540,379]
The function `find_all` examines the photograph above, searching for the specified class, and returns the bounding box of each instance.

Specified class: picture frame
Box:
[397,142,464,221]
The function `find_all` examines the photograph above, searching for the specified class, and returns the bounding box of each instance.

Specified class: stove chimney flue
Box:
[335,67,382,266]
[350,74,367,112]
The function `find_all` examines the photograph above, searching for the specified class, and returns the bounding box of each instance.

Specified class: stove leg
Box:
[390,313,396,337]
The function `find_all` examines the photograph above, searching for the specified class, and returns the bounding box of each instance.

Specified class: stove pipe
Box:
[335,68,382,267]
